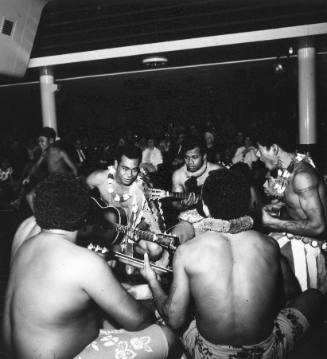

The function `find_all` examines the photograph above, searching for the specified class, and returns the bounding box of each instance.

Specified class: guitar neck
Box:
[169,192,189,200]
[112,251,172,274]
[113,223,178,251]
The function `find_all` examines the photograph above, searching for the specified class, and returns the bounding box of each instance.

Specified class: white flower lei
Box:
[263,153,315,199]
[0,167,13,182]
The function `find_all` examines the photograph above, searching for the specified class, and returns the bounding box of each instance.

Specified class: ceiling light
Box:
[273,61,284,74]
[142,56,168,67]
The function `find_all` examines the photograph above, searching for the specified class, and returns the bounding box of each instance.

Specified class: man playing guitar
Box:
[172,136,222,211]
[86,144,167,262]
[170,136,223,243]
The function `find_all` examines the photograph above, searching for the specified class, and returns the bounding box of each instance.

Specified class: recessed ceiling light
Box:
[142,56,168,67]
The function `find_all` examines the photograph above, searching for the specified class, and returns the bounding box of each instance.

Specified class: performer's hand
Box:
[107,259,117,268]
[140,253,157,284]
[155,249,170,268]
[264,200,284,217]
[262,205,280,226]
[181,192,198,209]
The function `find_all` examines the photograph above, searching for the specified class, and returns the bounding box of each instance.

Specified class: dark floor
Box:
[0,209,327,359]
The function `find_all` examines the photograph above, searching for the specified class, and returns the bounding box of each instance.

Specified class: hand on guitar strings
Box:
[140,253,158,284]
[181,192,198,208]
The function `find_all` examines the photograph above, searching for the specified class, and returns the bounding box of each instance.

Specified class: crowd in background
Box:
[0,120,272,215]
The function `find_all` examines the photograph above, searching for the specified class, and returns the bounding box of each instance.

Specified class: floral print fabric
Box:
[75,325,168,359]
[182,308,309,359]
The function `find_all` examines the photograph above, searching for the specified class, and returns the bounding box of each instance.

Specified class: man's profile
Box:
[256,128,327,293]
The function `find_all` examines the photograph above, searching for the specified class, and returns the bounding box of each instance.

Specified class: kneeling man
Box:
[142,169,323,358]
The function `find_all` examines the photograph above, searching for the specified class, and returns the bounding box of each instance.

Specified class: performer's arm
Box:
[171,220,195,244]
[263,172,326,237]
[81,250,156,331]
[172,171,198,210]
[23,153,46,183]
[60,150,78,176]
[86,170,104,189]
[142,248,191,330]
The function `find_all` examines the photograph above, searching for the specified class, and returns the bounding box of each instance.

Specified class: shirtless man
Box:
[86,144,165,260]
[17,127,77,211]
[172,136,222,211]
[3,173,179,359]
[256,133,327,293]
[142,169,323,358]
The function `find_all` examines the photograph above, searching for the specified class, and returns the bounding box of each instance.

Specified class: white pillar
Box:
[40,66,58,135]
[298,38,316,144]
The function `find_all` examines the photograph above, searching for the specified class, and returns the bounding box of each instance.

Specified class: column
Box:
[39,66,58,135]
[298,38,316,145]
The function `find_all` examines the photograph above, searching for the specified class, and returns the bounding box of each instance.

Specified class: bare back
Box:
[4,229,154,359]
[181,230,282,345]
[47,147,71,174]
[3,234,99,359]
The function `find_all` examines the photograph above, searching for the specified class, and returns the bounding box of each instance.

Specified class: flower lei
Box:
[0,167,13,182]
[179,209,253,233]
[184,159,208,179]
[263,153,315,199]
[107,166,139,214]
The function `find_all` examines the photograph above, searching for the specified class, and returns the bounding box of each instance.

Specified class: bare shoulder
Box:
[172,166,184,178]
[172,166,186,184]
[86,169,108,186]
[207,162,223,171]
[182,231,229,254]
[292,163,319,191]
[11,216,41,261]
[65,244,110,277]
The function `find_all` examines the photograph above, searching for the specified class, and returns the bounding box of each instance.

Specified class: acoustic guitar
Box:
[89,196,179,252]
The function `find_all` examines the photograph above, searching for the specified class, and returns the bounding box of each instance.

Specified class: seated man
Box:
[86,144,167,262]
[3,173,180,359]
[171,136,222,212]
[170,136,222,243]
[142,169,323,359]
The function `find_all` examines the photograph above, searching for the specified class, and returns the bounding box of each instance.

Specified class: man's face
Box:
[38,136,51,152]
[147,139,154,148]
[184,147,205,172]
[256,144,278,171]
[244,136,252,147]
[116,155,140,186]
[74,139,82,149]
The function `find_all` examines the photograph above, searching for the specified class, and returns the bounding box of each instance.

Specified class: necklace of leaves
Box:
[264,153,315,199]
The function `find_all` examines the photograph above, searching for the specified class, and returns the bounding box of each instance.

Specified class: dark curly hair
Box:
[202,169,250,220]
[34,173,90,231]
[117,144,142,163]
[39,126,56,140]
[254,123,297,153]
[182,136,207,156]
